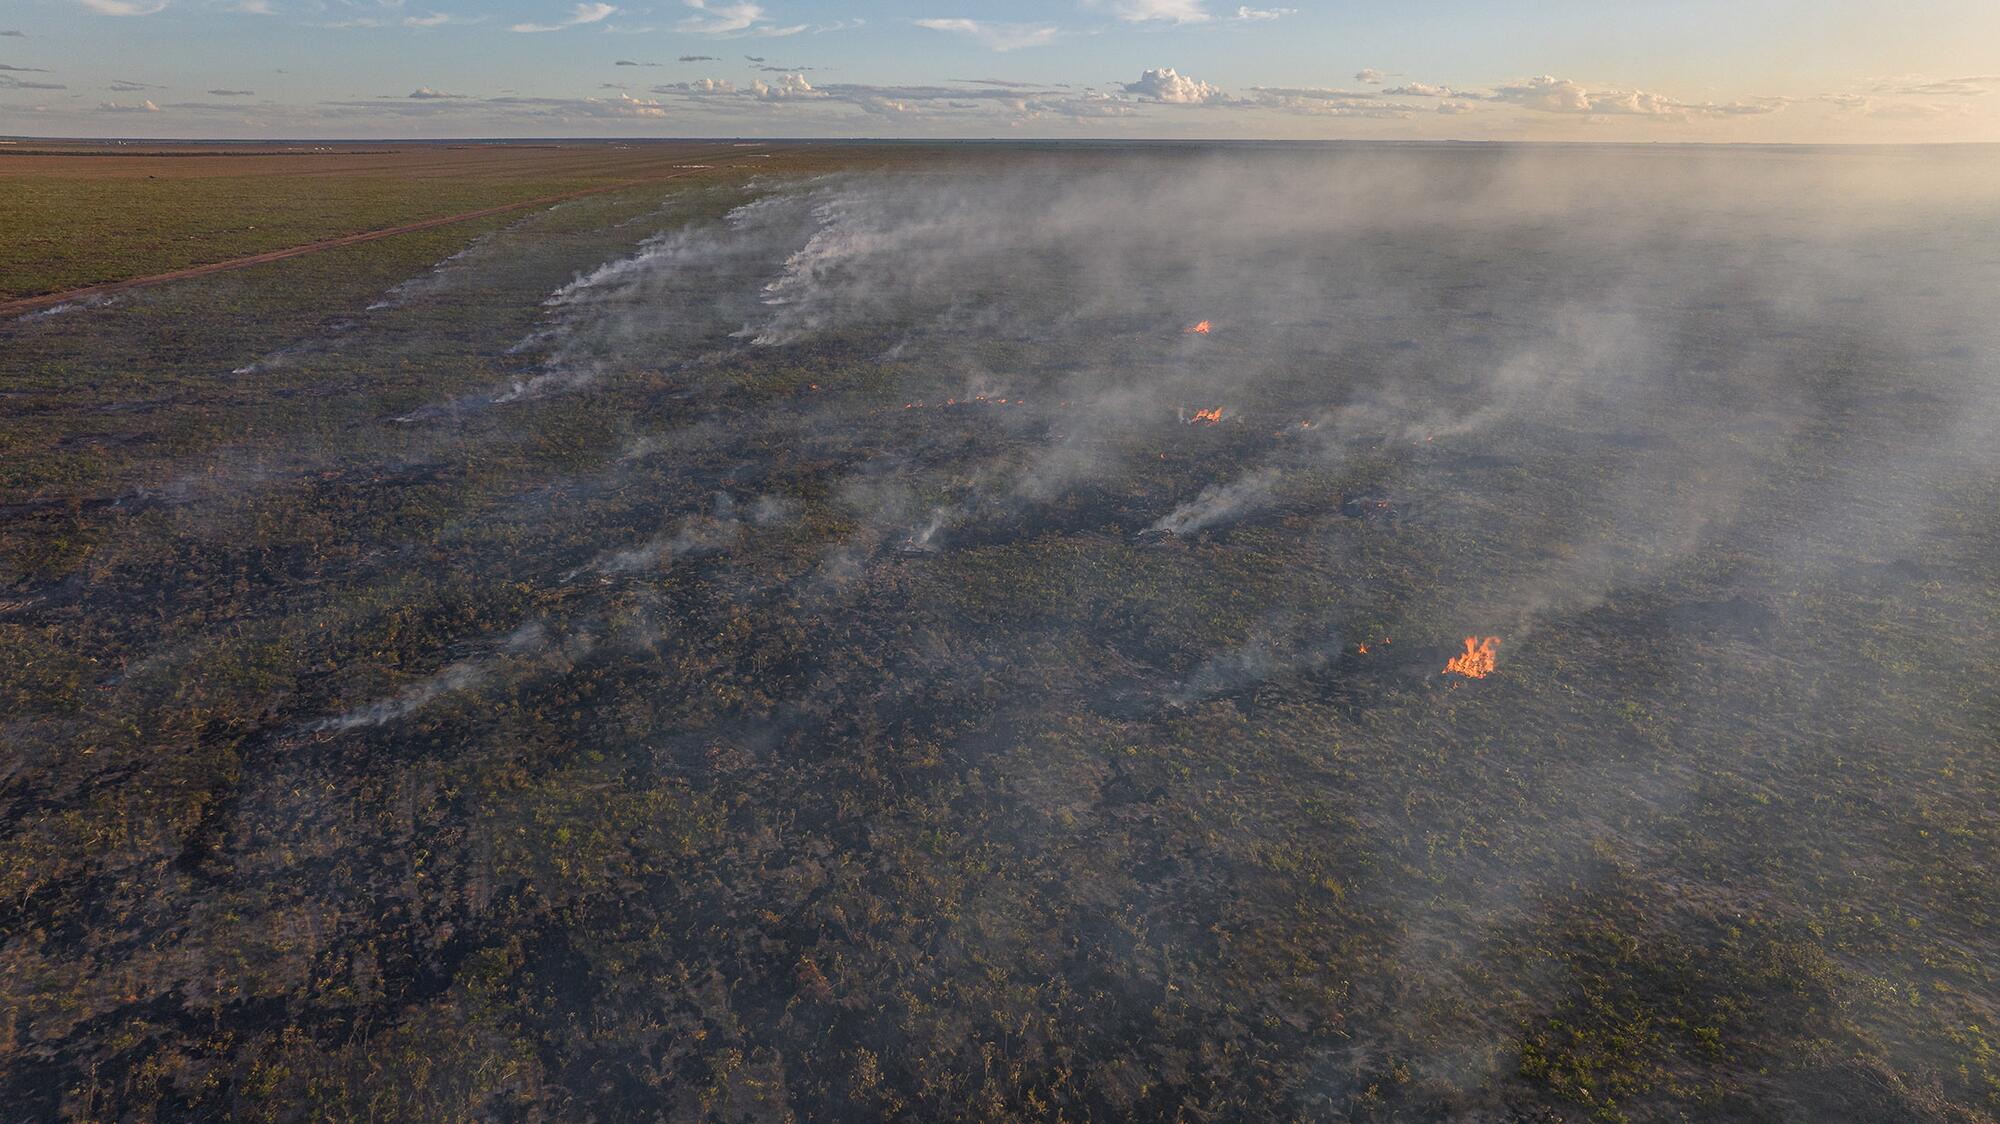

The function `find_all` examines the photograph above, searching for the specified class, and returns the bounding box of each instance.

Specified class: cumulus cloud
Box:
[1233,5,1293,19]
[408,86,465,99]
[77,0,168,14]
[1489,74,1596,113]
[1355,68,1385,84]
[97,98,162,111]
[751,73,817,99]
[1123,67,1226,104]
[511,2,615,33]
[915,18,1059,52]
[663,77,735,94]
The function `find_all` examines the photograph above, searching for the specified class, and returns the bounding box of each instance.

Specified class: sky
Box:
[2,0,1998,141]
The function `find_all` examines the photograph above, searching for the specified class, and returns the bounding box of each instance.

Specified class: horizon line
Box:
[7,134,2000,150]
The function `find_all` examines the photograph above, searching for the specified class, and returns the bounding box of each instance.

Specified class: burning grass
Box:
[1443,634,1501,678]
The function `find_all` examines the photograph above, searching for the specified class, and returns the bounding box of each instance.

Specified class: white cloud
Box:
[1355,68,1385,84]
[915,18,1058,52]
[403,12,451,27]
[1017,91,1137,119]
[1251,87,1410,117]
[477,93,668,117]
[1873,75,2000,97]
[583,93,666,116]
[1489,75,1788,119]
[77,0,168,14]
[1817,91,1963,118]
[751,72,818,99]
[664,77,735,94]
[408,86,465,99]
[1233,5,1293,19]
[1122,67,1228,104]
[1491,75,1646,114]
[98,98,162,111]
[511,2,615,32]
[1383,82,1454,97]
[1093,0,1210,24]
[678,0,766,34]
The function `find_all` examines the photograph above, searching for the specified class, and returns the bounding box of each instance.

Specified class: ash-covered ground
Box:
[4,144,2000,1121]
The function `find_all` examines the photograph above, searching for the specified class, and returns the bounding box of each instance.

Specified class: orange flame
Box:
[1186,320,1212,335]
[1443,636,1500,679]
[1187,407,1226,425]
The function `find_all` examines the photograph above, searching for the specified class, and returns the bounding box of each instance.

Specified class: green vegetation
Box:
[0,141,861,301]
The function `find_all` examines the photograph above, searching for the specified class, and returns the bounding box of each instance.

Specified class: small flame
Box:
[1187,407,1226,426]
[1186,320,1212,335]
[1443,636,1500,679]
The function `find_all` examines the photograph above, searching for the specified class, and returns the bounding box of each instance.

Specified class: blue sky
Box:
[3,0,1998,140]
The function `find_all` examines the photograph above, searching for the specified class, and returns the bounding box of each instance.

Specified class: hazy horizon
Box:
[4,0,1999,143]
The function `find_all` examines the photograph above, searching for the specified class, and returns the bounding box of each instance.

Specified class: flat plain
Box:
[2,139,1997,1122]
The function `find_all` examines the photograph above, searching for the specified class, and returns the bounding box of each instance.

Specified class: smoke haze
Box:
[5,143,1999,1120]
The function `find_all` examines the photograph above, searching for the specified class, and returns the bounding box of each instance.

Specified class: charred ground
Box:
[2,142,1998,1121]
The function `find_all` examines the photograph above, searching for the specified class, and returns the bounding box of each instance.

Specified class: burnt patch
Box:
[1340,488,1401,524]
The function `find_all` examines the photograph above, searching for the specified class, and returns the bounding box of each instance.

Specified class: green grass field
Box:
[0,142,868,300]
